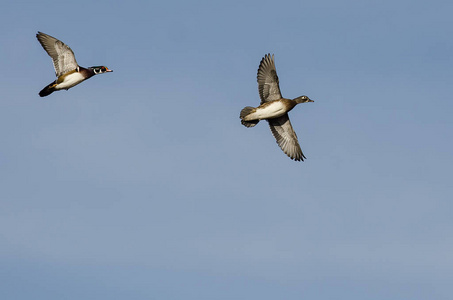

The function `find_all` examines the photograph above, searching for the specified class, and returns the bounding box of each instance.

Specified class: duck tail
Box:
[39,81,56,97]
[240,106,259,128]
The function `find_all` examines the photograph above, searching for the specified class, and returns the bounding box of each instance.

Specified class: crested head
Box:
[90,66,113,74]
[293,95,314,104]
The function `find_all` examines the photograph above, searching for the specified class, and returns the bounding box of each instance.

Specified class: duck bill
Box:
[105,68,113,72]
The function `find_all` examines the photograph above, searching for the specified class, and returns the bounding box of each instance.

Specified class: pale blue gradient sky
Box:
[1,0,453,299]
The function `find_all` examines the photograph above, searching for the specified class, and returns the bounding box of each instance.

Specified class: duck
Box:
[36,32,112,97]
[240,54,314,161]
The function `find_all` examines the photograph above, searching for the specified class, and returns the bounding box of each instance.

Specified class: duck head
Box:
[91,66,113,74]
[293,95,314,104]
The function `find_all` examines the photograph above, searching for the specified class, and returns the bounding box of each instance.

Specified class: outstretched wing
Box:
[267,114,305,161]
[257,54,282,104]
[36,32,78,77]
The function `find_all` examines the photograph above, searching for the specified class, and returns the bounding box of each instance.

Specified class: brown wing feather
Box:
[257,54,283,104]
[267,114,306,161]
[36,32,78,77]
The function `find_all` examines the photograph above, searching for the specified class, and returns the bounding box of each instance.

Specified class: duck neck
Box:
[80,67,95,78]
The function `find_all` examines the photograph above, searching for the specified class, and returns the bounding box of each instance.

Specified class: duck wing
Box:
[257,54,283,104]
[36,32,78,77]
[267,114,305,161]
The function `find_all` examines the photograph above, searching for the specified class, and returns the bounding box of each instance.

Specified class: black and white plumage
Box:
[36,32,112,97]
[240,54,314,161]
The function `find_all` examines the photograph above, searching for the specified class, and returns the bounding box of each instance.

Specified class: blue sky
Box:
[1,0,453,299]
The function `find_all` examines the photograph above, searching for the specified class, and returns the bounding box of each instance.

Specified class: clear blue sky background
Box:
[1,0,452,299]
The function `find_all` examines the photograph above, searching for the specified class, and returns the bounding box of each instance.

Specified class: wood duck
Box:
[240,54,314,161]
[36,32,112,97]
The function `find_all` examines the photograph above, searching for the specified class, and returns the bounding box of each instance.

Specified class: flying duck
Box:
[36,32,112,97]
[240,54,314,161]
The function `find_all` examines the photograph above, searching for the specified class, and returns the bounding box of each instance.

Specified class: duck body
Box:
[36,32,112,97]
[55,68,91,90]
[240,54,314,161]
[39,67,96,97]
[241,98,297,122]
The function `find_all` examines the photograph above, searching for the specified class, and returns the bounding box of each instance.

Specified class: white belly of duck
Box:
[55,72,86,90]
[248,101,288,120]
